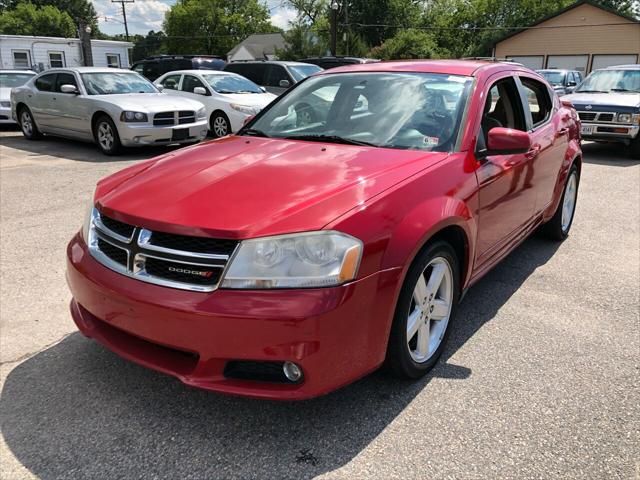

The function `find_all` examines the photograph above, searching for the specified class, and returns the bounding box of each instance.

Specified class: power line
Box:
[111,0,135,41]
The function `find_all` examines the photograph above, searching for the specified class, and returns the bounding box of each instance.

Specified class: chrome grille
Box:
[87,209,238,292]
[577,111,617,123]
[178,111,196,125]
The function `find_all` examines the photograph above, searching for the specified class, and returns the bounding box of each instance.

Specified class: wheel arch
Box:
[91,111,113,136]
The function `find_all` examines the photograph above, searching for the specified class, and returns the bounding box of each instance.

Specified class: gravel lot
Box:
[1,128,638,479]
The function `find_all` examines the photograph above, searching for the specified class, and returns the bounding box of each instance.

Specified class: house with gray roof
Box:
[227,33,285,62]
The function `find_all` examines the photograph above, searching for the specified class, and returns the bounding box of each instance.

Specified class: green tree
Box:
[0,3,76,37]
[163,0,278,55]
[0,0,100,34]
[275,20,328,60]
[111,30,167,61]
[369,29,447,60]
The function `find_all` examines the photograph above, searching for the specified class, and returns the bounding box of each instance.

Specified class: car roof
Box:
[0,69,36,74]
[38,67,134,74]
[319,59,527,77]
[157,69,240,77]
[601,64,640,70]
[228,61,314,67]
[537,69,575,73]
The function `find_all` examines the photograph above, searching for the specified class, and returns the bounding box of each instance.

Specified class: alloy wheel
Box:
[561,171,578,232]
[21,111,33,136]
[97,122,114,151]
[213,116,228,137]
[406,257,454,363]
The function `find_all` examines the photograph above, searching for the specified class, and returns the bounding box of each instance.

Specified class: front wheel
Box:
[386,241,460,379]
[210,111,230,138]
[542,164,580,240]
[94,115,122,155]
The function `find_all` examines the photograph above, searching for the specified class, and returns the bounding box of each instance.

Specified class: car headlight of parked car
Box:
[617,113,632,124]
[221,231,363,289]
[230,104,259,115]
[120,111,148,122]
[196,107,206,120]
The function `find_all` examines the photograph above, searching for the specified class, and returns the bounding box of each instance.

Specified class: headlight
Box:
[196,107,206,119]
[617,113,632,123]
[221,231,363,289]
[633,114,640,126]
[120,111,148,122]
[230,103,258,115]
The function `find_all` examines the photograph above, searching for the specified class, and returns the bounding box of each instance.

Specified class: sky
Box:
[93,0,297,36]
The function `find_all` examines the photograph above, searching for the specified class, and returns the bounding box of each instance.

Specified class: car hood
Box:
[562,92,640,109]
[97,136,447,239]
[217,92,277,107]
[92,93,205,112]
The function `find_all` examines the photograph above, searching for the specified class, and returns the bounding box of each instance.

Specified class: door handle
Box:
[557,127,569,136]
[525,145,541,160]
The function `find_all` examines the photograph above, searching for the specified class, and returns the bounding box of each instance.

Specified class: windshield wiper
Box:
[611,88,640,93]
[241,128,270,138]
[283,134,378,147]
[576,90,608,93]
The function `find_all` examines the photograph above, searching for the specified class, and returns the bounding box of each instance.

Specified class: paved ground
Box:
[0,128,638,480]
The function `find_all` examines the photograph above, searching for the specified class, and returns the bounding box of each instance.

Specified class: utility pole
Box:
[112,0,134,41]
[330,0,339,56]
[344,1,349,56]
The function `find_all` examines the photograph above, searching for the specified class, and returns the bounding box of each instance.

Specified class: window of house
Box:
[12,50,31,69]
[48,51,65,68]
[106,54,120,68]
[35,73,56,92]
[160,74,182,90]
[520,77,552,128]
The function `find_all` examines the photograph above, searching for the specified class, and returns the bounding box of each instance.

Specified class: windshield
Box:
[243,72,472,152]
[0,73,35,88]
[576,69,640,93]
[81,72,157,95]
[540,71,566,86]
[288,64,323,82]
[202,73,262,94]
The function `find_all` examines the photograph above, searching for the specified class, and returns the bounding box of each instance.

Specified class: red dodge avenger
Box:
[66,60,581,400]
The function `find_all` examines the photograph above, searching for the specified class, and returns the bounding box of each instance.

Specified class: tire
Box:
[93,115,122,156]
[210,111,231,138]
[18,106,42,140]
[630,136,640,159]
[386,241,461,379]
[542,164,580,241]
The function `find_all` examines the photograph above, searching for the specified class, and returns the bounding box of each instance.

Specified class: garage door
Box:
[505,56,544,70]
[546,55,589,74]
[591,54,638,71]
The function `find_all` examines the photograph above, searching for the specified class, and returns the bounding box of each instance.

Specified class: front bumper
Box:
[581,122,639,143]
[117,119,209,147]
[66,233,401,400]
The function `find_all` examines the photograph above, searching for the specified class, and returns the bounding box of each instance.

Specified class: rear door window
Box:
[226,63,267,85]
[35,73,56,92]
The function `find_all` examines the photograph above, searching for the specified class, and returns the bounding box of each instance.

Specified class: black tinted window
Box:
[142,62,160,80]
[35,74,56,92]
[195,58,225,70]
[265,65,291,87]
[225,63,267,85]
[55,73,77,92]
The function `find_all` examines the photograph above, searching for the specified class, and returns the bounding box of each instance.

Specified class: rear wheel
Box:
[542,164,579,240]
[19,107,41,140]
[386,241,460,379]
[94,115,122,156]
[210,111,230,138]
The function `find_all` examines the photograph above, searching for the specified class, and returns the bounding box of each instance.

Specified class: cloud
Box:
[93,0,172,35]
[270,6,297,30]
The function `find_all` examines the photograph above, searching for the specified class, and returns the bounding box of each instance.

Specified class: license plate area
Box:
[581,124,594,135]
[171,128,189,141]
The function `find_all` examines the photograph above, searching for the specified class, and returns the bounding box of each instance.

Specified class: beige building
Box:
[494,0,640,74]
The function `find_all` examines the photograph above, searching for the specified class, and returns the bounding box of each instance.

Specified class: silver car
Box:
[1,70,36,124]
[11,67,209,155]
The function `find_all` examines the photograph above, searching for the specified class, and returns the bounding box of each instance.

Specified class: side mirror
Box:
[60,84,78,94]
[155,84,164,92]
[567,81,577,87]
[260,86,267,93]
[486,127,531,155]
[279,79,290,88]
[193,86,207,95]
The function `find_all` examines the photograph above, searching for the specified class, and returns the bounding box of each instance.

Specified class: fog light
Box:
[283,361,303,382]
[133,136,140,143]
